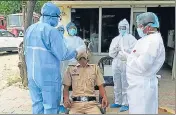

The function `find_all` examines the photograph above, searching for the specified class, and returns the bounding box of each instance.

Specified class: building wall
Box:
[54,1,175,65]
[59,6,71,37]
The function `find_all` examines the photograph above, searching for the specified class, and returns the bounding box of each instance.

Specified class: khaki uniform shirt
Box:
[63,64,105,97]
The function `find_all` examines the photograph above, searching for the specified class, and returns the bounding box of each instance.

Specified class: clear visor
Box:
[69,26,77,30]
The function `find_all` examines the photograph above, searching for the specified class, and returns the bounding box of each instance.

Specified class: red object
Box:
[0,25,6,29]
[6,12,40,35]
[0,15,6,30]
[133,50,136,53]
[11,29,18,37]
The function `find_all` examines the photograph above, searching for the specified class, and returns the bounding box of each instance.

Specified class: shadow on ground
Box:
[0,51,18,56]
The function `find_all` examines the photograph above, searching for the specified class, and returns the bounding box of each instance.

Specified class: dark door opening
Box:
[147,7,175,68]
[101,8,131,53]
[71,8,99,53]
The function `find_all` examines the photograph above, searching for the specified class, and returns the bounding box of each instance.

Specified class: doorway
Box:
[148,7,175,79]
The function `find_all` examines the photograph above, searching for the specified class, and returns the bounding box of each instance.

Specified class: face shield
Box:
[68,26,77,36]
[118,26,127,36]
[119,26,126,31]
[118,19,129,36]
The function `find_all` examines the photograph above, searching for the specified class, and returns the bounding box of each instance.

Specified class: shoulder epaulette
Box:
[88,64,96,66]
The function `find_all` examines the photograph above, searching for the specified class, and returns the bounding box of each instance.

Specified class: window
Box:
[101,8,131,53]
[71,8,99,53]
[7,15,22,27]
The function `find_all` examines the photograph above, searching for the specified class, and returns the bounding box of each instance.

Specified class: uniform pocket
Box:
[72,74,81,87]
[88,74,96,86]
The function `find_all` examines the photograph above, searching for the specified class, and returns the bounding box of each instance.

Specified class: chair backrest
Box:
[98,56,113,74]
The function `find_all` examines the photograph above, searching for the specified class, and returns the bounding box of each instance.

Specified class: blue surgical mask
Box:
[137,28,146,37]
[119,30,127,36]
[50,17,58,27]
[68,29,76,36]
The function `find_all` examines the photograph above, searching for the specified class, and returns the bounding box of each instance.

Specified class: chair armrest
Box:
[97,104,106,114]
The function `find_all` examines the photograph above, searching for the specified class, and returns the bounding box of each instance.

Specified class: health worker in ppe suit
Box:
[61,22,86,71]
[109,19,137,112]
[65,22,86,62]
[24,2,85,114]
[126,12,165,114]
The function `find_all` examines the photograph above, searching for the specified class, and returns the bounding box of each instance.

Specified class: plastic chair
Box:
[98,56,114,87]
[65,86,106,114]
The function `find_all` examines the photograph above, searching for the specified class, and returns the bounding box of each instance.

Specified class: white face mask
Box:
[137,28,144,37]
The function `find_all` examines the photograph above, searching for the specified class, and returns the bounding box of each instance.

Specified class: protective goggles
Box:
[42,14,61,18]
[137,22,155,28]
[59,29,64,31]
[118,26,126,30]
[69,26,77,30]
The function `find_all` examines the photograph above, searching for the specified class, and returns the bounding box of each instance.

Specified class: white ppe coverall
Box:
[126,32,165,114]
[61,22,86,70]
[109,19,137,106]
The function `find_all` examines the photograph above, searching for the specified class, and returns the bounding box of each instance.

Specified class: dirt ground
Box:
[0,52,175,114]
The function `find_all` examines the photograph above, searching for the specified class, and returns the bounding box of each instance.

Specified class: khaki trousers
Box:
[69,101,101,114]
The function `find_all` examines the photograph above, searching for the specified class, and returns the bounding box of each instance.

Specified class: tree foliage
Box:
[0,0,49,16]
[34,0,49,14]
[0,1,22,15]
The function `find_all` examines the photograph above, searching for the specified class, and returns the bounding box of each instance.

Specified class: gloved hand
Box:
[115,47,121,52]
[113,43,120,51]
[119,51,127,61]
[123,51,130,58]
[76,45,86,58]
[124,49,131,54]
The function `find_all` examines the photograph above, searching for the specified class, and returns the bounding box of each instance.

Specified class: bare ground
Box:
[0,52,175,114]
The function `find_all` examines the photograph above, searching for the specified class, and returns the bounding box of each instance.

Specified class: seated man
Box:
[63,52,109,114]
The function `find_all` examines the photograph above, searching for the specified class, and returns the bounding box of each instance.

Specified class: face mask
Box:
[69,29,76,36]
[50,17,58,27]
[119,30,127,36]
[137,28,146,37]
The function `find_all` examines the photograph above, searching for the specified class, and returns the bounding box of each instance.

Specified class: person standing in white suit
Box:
[109,19,137,112]
[126,12,165,114]
[64,22,86,65]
